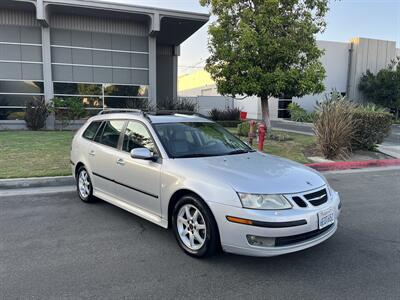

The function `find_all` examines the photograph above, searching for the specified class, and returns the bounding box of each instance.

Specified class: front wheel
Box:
[76,166,95,203]
[172,195,220,258]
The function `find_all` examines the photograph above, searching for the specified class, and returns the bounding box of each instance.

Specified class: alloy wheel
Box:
[78,170,91,199]
[176,204,207,250]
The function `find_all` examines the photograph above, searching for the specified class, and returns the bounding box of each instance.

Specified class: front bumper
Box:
[208,191,341,257]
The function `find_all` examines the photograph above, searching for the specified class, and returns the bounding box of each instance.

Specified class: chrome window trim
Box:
[51,44,148,55]
[51,62,148,71]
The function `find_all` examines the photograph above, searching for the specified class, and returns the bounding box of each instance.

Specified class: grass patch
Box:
[0,128,317,179]
[0,131,74,179]
[226,128,317,164]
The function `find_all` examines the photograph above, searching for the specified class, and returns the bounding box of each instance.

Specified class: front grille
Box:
[292,196,307,207]
[275,224,333,246]
[304,188,328,206]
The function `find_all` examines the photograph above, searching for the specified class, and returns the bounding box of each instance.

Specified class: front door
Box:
[113,120,161,216]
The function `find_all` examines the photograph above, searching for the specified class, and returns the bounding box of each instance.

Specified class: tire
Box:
[76,166,95,203]
[172,194,220,258]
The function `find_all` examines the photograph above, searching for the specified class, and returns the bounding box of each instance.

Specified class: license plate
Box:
[318,208,335,229]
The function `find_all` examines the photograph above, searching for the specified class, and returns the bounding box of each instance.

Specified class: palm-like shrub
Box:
[24,97,49,130]
[314,93,356,159]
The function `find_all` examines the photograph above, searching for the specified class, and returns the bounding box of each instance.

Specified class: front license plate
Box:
[318,208,335,229]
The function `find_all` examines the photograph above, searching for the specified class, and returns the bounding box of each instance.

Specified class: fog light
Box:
[246,235,276,247]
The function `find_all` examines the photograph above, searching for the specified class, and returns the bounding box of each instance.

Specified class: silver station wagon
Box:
[71,109,341,258]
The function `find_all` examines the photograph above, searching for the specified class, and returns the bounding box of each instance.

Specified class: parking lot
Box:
[1,168,399,299]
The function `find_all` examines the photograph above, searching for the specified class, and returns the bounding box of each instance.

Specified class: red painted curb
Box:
[305,159,400,172]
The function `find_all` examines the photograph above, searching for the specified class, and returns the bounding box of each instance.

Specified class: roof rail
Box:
[97,108,144,115]
[149,110,209,119]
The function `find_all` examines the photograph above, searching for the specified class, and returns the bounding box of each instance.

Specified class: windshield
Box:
[152,122,254,158]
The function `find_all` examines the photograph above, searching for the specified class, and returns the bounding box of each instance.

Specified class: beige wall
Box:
[347,38,397,102]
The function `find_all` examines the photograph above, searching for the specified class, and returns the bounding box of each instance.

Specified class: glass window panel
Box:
[0,108,25,120]
[122,121,156,154]
[278,100,292,109]
[96,120,125,148]
[0,95,43,106]
[53,82,102,95]
[0,81,44,94]
[82,121,101,140]
[55,96,103,109]
[104,97,148,109]
[103,84,148,97]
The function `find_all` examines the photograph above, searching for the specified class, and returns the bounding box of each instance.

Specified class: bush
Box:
[51,97,87,130]
[24,97,49,130]
[237,121,250,136]
[210,107,240,121]
[352,106,392,150]
[157,98,197,112]
[288,102,315,123]
[314,93,356,159]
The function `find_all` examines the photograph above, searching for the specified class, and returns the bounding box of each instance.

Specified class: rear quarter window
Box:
[82,121,101,140]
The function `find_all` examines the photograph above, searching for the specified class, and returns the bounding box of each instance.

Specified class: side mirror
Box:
[130,148,155,161]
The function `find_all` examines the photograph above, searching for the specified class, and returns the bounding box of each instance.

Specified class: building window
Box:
[278,99,292,119]
[53,82,149,112]
[0,80,44,120]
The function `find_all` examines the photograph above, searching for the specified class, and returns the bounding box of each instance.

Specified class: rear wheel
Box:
[172,194,220,258]
[76,166,95,203]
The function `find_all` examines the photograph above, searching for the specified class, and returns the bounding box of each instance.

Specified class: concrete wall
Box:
[348,38,397,102]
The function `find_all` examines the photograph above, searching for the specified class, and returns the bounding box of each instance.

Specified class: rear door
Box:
[89,120,126,196]
[112,120,161,215]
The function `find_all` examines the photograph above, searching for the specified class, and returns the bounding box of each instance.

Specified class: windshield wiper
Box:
[227,149,254,155]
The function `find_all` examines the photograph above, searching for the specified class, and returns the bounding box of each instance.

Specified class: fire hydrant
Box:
[258,122,266,151]
[248,120,256,146]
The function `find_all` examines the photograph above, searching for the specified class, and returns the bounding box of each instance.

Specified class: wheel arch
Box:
[74,162,85,178]
[167,189,217,230]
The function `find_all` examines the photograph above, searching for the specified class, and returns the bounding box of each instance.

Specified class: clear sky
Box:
[101,0,399,74]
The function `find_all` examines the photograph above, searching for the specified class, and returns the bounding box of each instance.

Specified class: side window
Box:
[122,121,156,153]
[96,120,125,148]
[94,121,106,143]
[82,121,101,140]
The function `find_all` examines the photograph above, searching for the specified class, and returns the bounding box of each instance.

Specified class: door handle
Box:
[88,150,95,157]
[116,158,125,166]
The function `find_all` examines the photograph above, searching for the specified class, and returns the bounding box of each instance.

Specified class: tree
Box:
[359,61,400,119]
[200,0,328,131]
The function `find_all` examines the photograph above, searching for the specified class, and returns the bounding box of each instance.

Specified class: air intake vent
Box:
[304,188,328,206]
[292,196,307,208]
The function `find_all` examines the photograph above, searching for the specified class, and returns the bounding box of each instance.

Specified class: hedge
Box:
[352,110,392,150]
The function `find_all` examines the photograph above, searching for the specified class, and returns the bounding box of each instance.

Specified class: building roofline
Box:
[42,0,210,21]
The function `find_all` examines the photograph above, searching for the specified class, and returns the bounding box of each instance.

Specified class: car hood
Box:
[174,152,326,194]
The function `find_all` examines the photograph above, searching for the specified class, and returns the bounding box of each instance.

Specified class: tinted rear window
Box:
[82,121,101,140]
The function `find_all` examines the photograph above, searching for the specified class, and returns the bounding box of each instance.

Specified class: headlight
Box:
[238,193,292,210]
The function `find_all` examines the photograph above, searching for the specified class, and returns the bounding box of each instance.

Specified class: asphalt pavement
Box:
[1,168,399,299]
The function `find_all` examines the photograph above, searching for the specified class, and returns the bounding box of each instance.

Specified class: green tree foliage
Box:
[359,61,400,119]
[200,0,328,130]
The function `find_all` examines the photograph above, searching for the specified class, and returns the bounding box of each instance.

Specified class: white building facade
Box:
[178,38,399,120]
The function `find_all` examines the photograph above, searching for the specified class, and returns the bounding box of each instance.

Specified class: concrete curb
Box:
[305,159,400,172]
[0,176,74,190]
